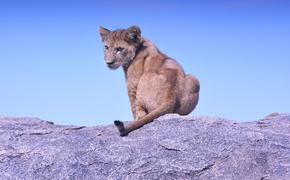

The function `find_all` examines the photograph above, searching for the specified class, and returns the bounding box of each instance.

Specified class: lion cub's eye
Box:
[104,45,109,50]
[116,47,124,52]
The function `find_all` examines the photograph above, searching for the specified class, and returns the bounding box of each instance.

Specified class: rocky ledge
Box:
[0,113,290,180]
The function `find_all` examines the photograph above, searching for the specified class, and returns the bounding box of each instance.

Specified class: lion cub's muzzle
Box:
[106,60,119,69]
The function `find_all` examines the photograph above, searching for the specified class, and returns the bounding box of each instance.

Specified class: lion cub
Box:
[99,26,200,136]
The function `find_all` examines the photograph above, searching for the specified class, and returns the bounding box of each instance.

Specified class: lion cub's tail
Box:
[114,103,173,136]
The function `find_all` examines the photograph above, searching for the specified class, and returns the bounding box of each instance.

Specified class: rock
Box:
[0,114,290,180]
[264,112,286,120]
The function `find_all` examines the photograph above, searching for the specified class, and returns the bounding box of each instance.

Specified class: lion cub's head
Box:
[99,26,141,69]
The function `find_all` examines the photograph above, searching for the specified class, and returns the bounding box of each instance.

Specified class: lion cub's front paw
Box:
[114,120,128,137]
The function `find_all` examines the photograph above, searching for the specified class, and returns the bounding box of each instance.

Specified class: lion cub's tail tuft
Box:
[114,120,128,137]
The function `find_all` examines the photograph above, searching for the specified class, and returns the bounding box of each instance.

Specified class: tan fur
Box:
[99,26,200,136]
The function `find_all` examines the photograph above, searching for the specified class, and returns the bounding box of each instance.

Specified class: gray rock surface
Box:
[0,113,290,180]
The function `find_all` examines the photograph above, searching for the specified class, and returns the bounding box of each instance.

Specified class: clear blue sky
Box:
[0,0,289,125]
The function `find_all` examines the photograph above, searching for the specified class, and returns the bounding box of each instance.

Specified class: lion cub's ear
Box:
[127,26,141,43]
[99,26,111,41]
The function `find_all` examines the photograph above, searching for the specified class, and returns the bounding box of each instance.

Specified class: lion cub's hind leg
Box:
[177,75,200,115]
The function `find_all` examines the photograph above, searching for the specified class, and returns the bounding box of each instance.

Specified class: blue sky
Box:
[0,0,289,125]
